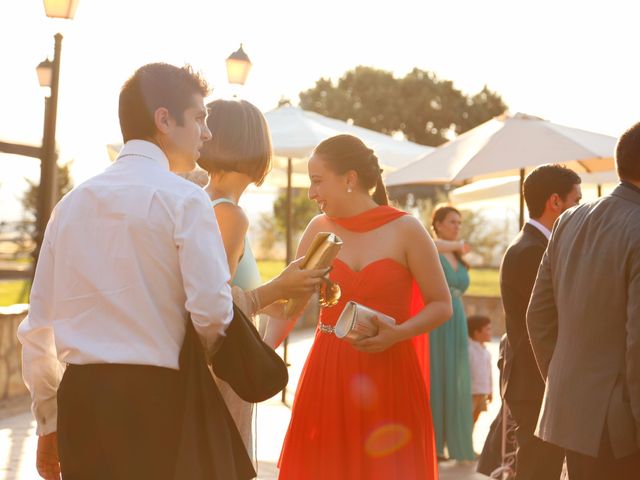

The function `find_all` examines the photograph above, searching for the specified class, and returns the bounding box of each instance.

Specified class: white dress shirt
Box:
[468,339,493,395]
[527,218,552,240]
[18,140,233,435]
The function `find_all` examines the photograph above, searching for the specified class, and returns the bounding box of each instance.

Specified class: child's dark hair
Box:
[467,315,491,338]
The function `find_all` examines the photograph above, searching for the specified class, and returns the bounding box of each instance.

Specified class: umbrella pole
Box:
[282,157,293,405]
[597,184,603,197]
[519,168,525,229]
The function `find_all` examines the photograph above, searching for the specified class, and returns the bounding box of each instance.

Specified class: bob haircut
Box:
[198,99,272,186]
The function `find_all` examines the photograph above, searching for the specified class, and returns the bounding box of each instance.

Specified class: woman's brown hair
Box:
[431,204,470,270]
[198,99,272,186]
[313,134,388,205]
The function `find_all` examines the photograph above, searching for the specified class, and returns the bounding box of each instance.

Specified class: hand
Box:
[37,432,61,480]
[350,316,401,353]
[488,393,493,403]
[457,240,471,255]
[273,257,329,299]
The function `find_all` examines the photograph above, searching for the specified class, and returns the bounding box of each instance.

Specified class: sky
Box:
[1,0,639,221]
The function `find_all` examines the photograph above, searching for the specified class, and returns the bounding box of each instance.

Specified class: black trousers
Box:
[566,428,640,480]
[509,399,565,480]
[57,363,181,480]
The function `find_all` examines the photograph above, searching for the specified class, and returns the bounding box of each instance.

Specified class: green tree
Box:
[458,209,511,266]
[17,162,74,257]
[22,162,74,223]
[299,67,401,135]
[273,188,318,240]
[299,66,507,147]
[458,85,509,134]
[255,188,319,260]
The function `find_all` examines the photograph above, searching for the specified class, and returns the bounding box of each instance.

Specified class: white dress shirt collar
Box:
[116,140,170,171]
[527,218,552,240]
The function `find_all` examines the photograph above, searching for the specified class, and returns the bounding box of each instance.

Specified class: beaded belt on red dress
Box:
[318,323,335,334]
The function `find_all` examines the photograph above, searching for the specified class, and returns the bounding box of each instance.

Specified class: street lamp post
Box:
[30,0,77,268]
[37,35,62,250]
[226,45,293,405]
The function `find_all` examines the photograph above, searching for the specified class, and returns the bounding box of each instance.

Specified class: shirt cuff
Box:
[34,397,57,436]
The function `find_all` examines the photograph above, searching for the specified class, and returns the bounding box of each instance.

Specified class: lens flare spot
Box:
[365,423,412,457]
[349,374,377,409]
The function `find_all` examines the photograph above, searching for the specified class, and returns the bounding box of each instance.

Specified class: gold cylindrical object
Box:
[284,232,343,317]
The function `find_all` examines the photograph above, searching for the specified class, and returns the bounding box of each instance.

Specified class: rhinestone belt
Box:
[318,323,335,334]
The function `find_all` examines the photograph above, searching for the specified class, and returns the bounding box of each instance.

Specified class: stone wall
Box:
[0,305,28,401]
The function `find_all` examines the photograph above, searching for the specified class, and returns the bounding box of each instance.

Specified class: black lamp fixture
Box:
[32,0,78,271]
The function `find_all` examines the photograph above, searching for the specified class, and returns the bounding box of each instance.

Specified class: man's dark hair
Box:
[523,164,582,218]
[467,315,491,339]
[118,63,209,142]
[615,122,640,182]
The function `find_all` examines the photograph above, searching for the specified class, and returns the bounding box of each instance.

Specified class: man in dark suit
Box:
[501,164,582,479]
[526,123,640,479]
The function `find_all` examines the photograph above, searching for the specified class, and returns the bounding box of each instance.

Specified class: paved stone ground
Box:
[0,329,499,479]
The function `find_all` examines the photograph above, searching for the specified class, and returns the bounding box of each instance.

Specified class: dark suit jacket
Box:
[501,223,548,405]
[527,183,640,458]
[175,319,256,480]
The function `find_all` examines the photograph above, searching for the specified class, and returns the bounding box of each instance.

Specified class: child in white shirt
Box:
[467,314,493,424]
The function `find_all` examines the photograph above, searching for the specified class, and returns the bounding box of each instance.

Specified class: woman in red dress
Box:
[277,135,453,480]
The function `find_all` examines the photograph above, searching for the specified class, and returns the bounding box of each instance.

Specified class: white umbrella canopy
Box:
[449,171,619,204]
[264,105,433,174]
[385,112,616,187]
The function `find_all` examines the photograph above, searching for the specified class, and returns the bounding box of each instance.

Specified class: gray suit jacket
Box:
[526,183,640,458]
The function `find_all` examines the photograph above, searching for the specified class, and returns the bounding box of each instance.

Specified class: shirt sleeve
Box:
[174,190,233,352]
[526,239,559,379]
[626,234,640,441]
[17,215,65,436]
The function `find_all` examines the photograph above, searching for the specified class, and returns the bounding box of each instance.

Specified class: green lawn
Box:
[0,280,30,307]
[0,262,499,307]
[258,260,500,298]
[467,268,500,297]
[258,260,286,282]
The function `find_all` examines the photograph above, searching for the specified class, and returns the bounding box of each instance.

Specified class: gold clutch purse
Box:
[284,232,343,317]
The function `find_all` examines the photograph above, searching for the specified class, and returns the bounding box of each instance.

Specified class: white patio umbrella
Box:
[385,112,616,226]
[450,171,618,204]
[265,105,432,173]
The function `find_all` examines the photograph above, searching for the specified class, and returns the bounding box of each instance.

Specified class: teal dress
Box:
[429,254,475,460]
[211,198,261,291]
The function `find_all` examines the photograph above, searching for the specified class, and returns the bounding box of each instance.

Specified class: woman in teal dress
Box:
[197,99,325,461]
[429,204,475,461]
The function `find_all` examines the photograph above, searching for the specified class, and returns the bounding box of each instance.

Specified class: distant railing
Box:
[0,223,33,280]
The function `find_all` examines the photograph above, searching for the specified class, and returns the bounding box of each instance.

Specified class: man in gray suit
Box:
[526,122,640,479]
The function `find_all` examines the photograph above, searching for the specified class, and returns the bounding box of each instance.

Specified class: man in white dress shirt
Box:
[18,63,233,479]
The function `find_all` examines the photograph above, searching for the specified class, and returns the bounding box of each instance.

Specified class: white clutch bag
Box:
[334,301,396,341]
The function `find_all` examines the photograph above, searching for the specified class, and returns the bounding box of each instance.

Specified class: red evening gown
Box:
[278,206,438,480]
